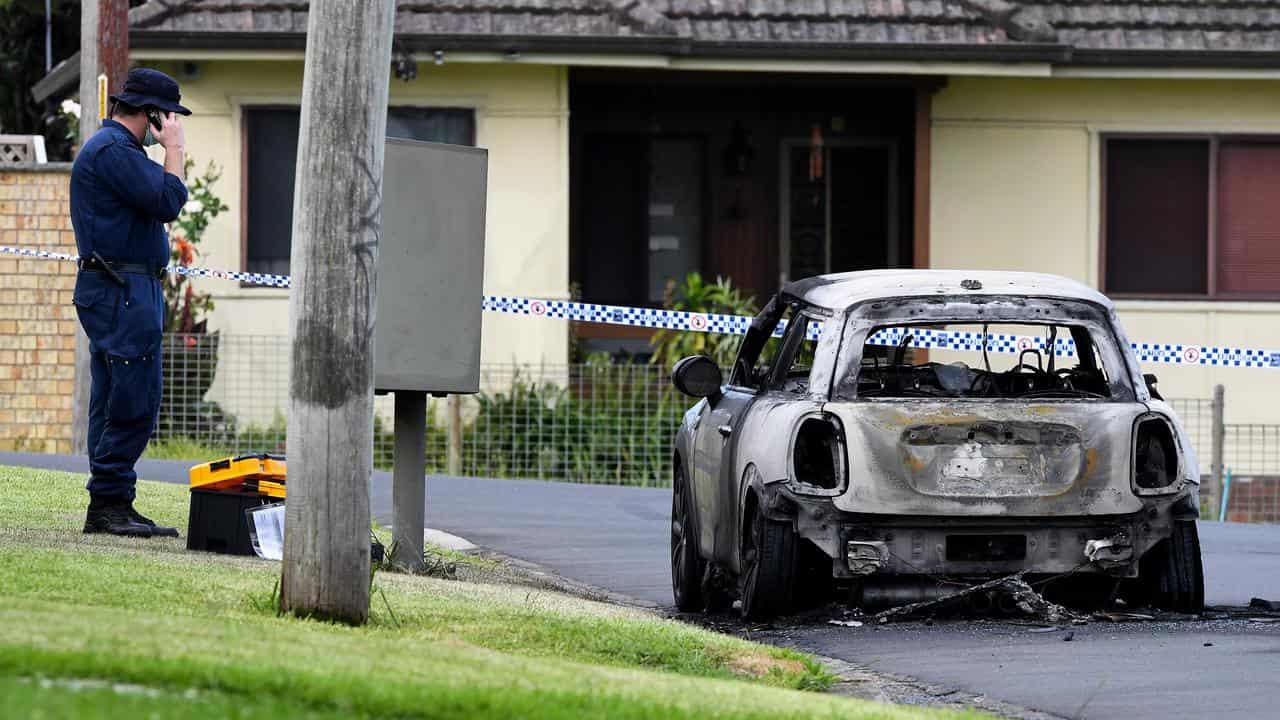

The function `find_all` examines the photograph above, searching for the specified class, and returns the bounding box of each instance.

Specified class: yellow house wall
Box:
[931,77,1280,423]
[157,59,569,374]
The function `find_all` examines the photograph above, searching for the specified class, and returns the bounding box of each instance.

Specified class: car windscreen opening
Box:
[855,322,1113,400]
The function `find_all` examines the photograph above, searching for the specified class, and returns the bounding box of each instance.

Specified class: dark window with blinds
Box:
[243,107,475,277]
[1217,142,1280,295]
[1105,137,1280,298]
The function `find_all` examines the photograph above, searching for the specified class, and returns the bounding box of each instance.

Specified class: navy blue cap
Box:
[109,67,192,116]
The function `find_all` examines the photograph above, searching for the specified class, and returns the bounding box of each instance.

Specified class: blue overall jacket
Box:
[70,119,187,358]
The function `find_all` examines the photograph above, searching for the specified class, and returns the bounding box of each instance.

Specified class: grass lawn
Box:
[0,466,985,719]
[142,438,228,463]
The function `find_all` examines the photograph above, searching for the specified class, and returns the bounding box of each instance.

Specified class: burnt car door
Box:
[721,304,838,570]
[691,297,784,557]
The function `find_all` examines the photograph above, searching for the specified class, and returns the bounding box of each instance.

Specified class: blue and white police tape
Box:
[4,243,1277,369]
[0,244,292,288]
[481,295,1280,369]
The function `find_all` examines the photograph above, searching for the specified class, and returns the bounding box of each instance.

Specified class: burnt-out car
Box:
[670,270,1204,619]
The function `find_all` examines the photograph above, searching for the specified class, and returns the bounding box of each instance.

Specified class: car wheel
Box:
[1140,519,1205,613]
[671,463,705,612]
[695,561,734,614]
[740,503,797,620]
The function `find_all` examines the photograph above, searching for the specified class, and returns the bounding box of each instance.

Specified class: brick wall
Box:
[0,165,77,454]
[1223,475,1280,524]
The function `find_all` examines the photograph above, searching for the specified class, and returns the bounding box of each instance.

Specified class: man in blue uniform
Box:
[71,68,189,537]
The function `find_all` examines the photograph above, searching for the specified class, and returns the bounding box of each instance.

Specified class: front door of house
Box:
[781,139,898,285]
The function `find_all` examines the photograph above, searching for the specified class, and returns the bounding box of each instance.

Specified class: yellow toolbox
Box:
[187,454,286,555]
[189,453,287,496]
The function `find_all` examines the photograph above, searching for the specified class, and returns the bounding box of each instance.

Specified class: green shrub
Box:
[650,272,759,370]
[157,366,687,487]
[234,415,288,456]
[372,409,450,473]
[462,366,684,486]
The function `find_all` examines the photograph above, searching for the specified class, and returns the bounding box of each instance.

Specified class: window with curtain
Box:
[1105,136,1280,298]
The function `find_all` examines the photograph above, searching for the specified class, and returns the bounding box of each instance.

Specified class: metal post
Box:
[71,0,97,455]
[44,0,52,73]
[73,0,128,454]
[391,390,427,571]
[447,394,462,476]
[1209,384,1226,515]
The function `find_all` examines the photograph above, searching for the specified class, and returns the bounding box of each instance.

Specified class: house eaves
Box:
[127,29,1074,66]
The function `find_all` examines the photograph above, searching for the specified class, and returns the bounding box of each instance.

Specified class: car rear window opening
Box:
[855,322,1112,400]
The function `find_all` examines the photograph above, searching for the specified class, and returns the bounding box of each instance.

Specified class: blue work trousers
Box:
[73,270,164,501]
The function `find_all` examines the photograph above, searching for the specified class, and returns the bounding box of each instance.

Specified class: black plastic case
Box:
[186,488,273,555]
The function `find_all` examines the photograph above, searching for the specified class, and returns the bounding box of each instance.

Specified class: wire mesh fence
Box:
[1219,425,1280,523]
[457,364,685,485]
[153,333,1280,505]
[1223,424,1280,477]
[158,333,289,454]
[1168,397,1215,475]
[154,334,685,486]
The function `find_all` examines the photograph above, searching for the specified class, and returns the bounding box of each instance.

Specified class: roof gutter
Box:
[128,31,1280,70]
[1071,48,1280,70]
[130,30,1074,65]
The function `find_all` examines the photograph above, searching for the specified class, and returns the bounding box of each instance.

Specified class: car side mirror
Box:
[672,355,723,399]
[1143,373,1164,401]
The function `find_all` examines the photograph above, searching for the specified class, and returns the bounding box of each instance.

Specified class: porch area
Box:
[569,70,934,360]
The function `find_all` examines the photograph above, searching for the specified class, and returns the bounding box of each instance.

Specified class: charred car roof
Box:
[784,270,1113,313]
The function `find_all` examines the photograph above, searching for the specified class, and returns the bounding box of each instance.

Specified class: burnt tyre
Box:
[670,462,705,612]
[1138,518,1205,613]
[740,502,797,620]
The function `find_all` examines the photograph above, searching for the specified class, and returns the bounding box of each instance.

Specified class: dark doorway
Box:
[783,139,897,283]
[648,138,706,306]
[578,136,706,309]
[578,136,648,306]
[569,69,925,358]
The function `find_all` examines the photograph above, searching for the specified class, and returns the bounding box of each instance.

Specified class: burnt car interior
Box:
[730,299,821,395]
[1135,415,1180,489]
[855,322,1113,400]
[793,415,843,491]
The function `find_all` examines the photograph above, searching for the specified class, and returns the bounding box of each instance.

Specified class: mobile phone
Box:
[147,111,164,132]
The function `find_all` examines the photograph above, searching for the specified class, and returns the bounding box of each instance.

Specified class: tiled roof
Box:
[128,1,1280,61]
[1026,1,1280,52]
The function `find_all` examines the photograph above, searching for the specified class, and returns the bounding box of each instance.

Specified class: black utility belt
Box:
[78,255,166,282]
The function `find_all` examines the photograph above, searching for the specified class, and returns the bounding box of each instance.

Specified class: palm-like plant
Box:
[649,273,759,369]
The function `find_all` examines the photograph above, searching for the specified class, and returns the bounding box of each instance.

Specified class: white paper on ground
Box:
[246,502,285,560]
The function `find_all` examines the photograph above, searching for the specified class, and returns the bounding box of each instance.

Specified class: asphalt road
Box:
[9,451,1280,719]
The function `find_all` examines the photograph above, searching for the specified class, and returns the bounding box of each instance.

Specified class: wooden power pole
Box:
[72,0,129,453]
[279,0,396,624]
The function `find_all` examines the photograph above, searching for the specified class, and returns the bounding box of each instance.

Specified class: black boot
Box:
[84,497,154,537]
[127,503,180,538]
